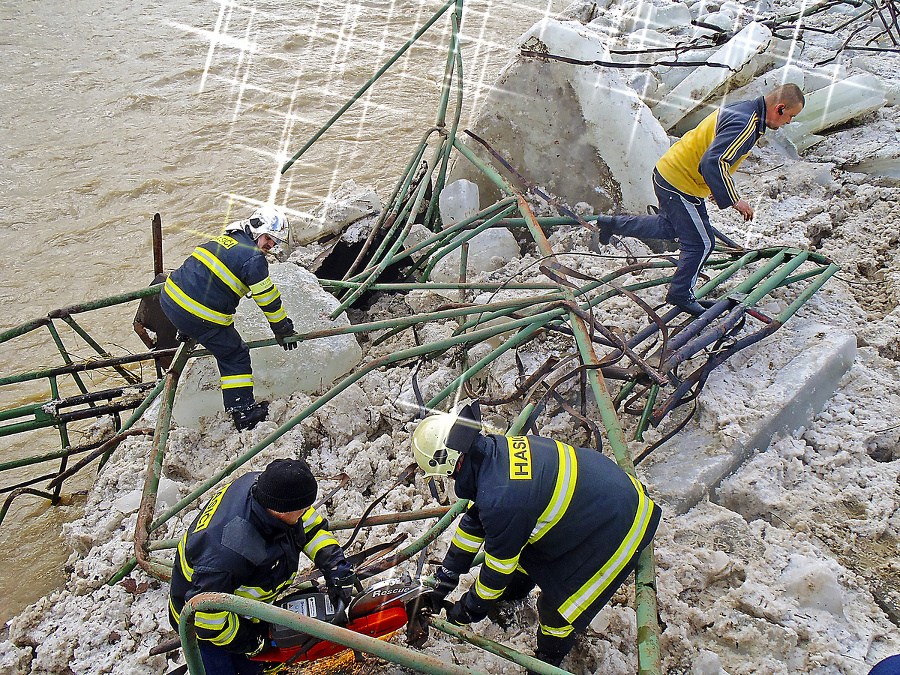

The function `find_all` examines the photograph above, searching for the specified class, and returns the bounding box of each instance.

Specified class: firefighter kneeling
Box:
[412,404,661,673]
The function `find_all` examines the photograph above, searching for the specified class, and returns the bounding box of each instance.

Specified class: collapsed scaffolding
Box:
[0,0,844,673]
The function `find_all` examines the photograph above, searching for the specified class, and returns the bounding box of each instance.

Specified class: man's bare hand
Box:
[733,199,754,221]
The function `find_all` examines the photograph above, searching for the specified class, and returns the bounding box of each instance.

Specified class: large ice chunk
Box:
[448,18,669,216]
[171,263,363,428]
[651,21,772,130]
[775,74,886,152]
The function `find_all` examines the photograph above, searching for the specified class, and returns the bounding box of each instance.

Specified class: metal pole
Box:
[179,592,491,675]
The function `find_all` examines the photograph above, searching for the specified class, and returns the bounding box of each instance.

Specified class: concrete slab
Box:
[638,321,857,514]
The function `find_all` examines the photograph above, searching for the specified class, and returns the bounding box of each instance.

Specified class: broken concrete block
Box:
[448,18,670,217]
[294,179,382,245]
[651,21,773,130]
[171,262,363,429]
[776,74,886,152]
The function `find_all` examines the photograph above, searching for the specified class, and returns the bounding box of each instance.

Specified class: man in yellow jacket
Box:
[597,84,805,315]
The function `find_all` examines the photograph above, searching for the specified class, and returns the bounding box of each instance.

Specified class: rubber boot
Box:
[230,401,269,431]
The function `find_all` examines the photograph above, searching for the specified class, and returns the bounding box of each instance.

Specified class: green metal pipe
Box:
[428,8,465,230]
[740,250,809,307]
[45,320,92,398]
[351,129,445,280]
[179,592,490,675]
[0,284,163,344]
[328,506,450,531]
[773,262,841,323]
[61,315,141,384]
[135,341,194,578]
[429,617,574,675]
[634,385,659,442]
[280,0,458,174]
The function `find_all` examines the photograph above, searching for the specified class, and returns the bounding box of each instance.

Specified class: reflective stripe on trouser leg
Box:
[667,191,712,302]
[191,323,253,410]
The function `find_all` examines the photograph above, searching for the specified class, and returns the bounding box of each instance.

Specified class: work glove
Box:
[272,318,298,351]
[327,570,359,608]
[447,593,487,626]
[446,599,475,626]
[421,566,460,613]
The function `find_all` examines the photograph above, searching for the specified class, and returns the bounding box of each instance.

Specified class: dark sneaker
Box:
[667,295,715,316]
[230,401,269,431]
[595,215,613,246]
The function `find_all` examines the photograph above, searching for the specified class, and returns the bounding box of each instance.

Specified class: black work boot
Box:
[230,401,269,431]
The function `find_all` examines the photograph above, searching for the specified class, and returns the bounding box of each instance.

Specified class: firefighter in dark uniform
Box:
[595,84,805,315]
[168,459,357,675]
[412,405,661,673]
[160,205,299,431]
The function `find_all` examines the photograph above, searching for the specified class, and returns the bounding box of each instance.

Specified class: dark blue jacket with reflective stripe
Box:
[444,434,659,623]
[164,230,287,327]
[168,472,349,652]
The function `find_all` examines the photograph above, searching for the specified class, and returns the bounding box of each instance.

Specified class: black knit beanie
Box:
[253,458,318,513]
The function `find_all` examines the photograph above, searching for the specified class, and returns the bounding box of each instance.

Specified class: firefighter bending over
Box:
[413,404,661,674]
[160,205,299,431]
[168,459,358,675]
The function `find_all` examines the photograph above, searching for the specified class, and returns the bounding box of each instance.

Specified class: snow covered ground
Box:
[2,0,899,672]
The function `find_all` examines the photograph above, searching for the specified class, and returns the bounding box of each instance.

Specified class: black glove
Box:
[422,566,459,613]
[272,318,297,351]
[327,570,358,608]
[447,599,474,626]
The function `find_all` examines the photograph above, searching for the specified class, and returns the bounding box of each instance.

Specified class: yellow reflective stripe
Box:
[539,622,574,638]
[164,277,233,326]
[250,278,279,303]
[718,113,757,203]
[255,288,280,306]
[221,374,253,390]
[192,247,250,297]
[169,597,182,625]
[529,441,577,544]
[262,306,288,323]
[236,586,279,603]
[558,479,654,623]
[721,113,757,162]
[305,530,339,559]
[451,528,484,553]
[301,507,323,531]
[475,576,505,600]
[485,552,519,574]
[176,533,193,581]
[207,613,240,646]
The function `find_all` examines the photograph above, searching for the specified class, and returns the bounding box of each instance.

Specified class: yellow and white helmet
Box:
[411,413,460,479]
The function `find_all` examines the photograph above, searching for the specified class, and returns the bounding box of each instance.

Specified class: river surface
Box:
[0,0,563,625]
